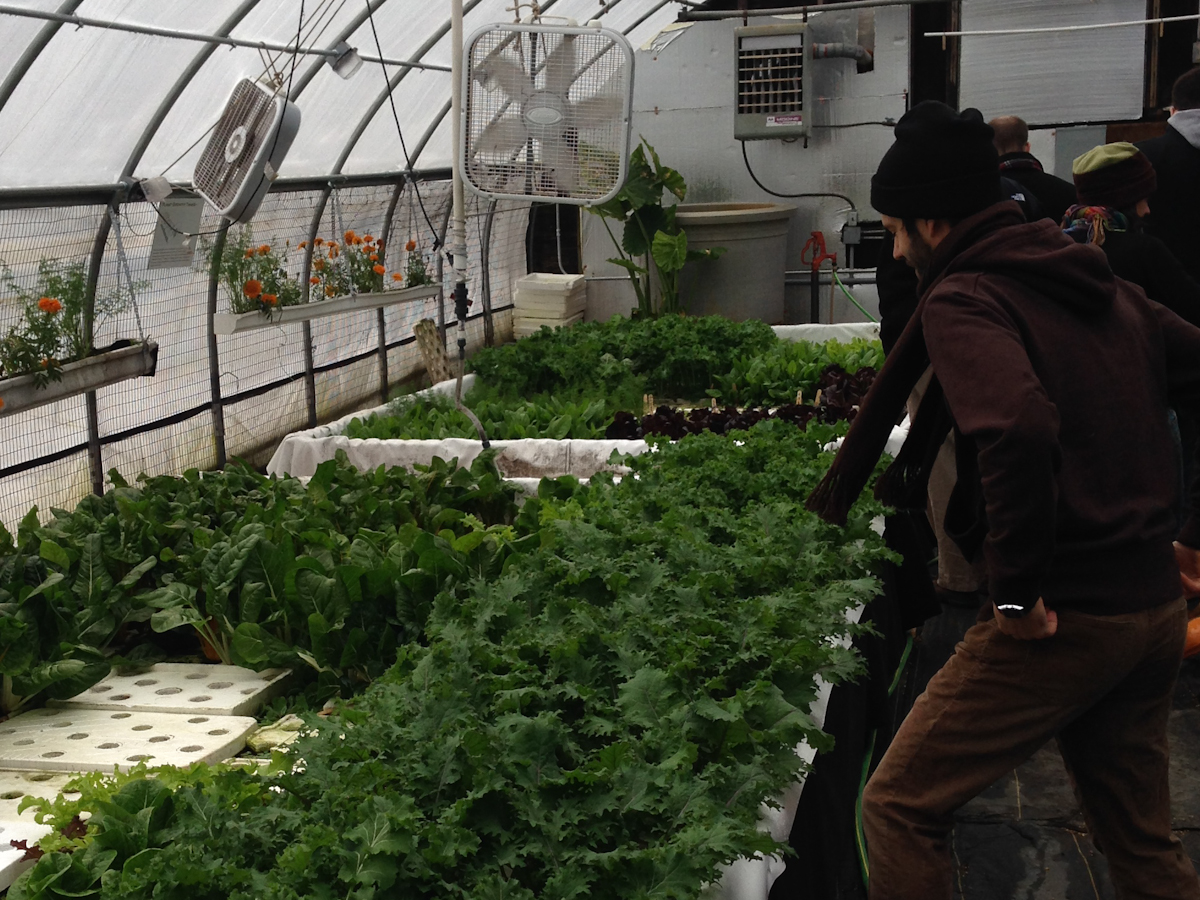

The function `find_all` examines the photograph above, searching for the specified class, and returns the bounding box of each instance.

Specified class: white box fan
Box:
[194,79,301,224]
[461,22,634,206]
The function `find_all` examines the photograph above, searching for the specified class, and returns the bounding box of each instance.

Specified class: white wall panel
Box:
[958,0,1144,125]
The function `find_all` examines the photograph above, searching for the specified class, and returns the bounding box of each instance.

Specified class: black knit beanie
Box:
[871,102,1000,220]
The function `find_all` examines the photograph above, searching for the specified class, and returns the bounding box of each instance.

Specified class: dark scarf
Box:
[806,202,1026,525]
[998,153,1045,174]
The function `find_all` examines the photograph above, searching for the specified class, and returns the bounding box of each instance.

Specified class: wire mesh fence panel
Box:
[0,452,92,529]
[102,411,219,488]
[213,191,324,400]
[0,205,109,523]
[224,378,309,466]
[93,199,215,483]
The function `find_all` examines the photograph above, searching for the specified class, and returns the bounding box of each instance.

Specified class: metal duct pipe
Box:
[811,42,873,67]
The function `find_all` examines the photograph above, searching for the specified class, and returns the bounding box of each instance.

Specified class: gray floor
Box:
[909,604,1200,900]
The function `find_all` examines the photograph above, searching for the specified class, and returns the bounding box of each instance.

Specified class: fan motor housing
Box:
[734,24,811,141]
[194,79,301,224]
[460,22,635,207]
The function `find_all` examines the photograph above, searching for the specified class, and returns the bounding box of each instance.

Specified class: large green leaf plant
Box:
[591,140,725,317]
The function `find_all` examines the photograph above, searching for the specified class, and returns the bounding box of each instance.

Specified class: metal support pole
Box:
[81,196,115,495]
[302,321,317,428]
[450,0,487,447]
[376,308,389,403]
[377,178,406,402]
[207,220,230,469]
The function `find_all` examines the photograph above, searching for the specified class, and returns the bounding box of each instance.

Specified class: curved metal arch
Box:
[329,0,488,182]
[0,0,87,116]
[122,0,262,178]
[288,0,396,100]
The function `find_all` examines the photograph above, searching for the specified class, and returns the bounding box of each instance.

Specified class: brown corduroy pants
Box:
[862,598,1200,900]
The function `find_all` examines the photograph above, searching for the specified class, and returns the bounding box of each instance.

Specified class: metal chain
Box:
[108,207,148,346]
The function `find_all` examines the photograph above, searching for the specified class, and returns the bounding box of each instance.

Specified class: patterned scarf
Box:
[1062,204,1129,247]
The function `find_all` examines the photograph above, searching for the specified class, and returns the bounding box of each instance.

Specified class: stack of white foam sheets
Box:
[0,708,257,773]
[0,663,290,774]
[50,663,292,717]
[0,662,291,888]
[513,273,586,338]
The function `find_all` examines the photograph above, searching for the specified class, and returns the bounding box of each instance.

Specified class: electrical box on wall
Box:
[734,24,811,140]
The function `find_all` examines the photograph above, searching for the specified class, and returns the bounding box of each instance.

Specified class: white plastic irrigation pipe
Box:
[449,0,489,445]
[926,13,1200,39]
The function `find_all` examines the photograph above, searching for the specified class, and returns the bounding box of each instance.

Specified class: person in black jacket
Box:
[1067,141,1200,327]
[990,115,1077,225]
[1138,67,1200,283]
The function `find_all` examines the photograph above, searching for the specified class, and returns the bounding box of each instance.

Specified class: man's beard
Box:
[904,231,935,279]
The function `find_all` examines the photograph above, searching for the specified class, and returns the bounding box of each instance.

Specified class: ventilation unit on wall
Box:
[734,24,811,141]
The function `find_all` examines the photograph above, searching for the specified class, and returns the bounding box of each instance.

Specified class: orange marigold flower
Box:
[329,246,340,258]
[262,294,278,306]
[257,244,271,255]
[364,234,374,242]
[314,237,325,246]
[369,253,379,261]
[313,259,326,271]
[372,264,386,275]
[310,276,320,285]
[325,285,337,297]
[392,273,403,282]
[405,239,417,252]
[344,230,357,244]
[298,241,308,250]
[243,279,263,299]
[244,249,255,258]
[38,297,62,314]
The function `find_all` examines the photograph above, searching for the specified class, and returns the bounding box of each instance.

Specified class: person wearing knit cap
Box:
[818,100,1200,900]
[1066,142,1200,328]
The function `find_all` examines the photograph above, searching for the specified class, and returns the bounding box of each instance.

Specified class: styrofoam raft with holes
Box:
[0,770,79,821]
[0,708,257,772]
[50,663,291,717]
[0,819,53,890]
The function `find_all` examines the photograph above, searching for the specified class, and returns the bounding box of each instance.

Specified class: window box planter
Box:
[213,284,440,335]
[0,340,159,418]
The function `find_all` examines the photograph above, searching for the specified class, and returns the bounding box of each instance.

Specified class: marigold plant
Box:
[308,229,405,298]
[404,241,435,287]
[0,258,134,386]
[203,226,302,317]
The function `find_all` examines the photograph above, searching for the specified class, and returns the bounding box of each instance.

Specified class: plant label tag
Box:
[147,197,205,270]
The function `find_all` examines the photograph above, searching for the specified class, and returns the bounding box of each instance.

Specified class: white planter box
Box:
[213,284,440,335]
[0,341,159,418]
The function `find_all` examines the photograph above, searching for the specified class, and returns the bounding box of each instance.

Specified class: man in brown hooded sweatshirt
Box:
[807,101,1200,900]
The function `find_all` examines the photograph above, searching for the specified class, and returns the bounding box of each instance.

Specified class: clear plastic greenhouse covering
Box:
[0,0,683,188]
[0,0,684,527]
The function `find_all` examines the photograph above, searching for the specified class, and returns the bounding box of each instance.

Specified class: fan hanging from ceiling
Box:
[460,22,635,206]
